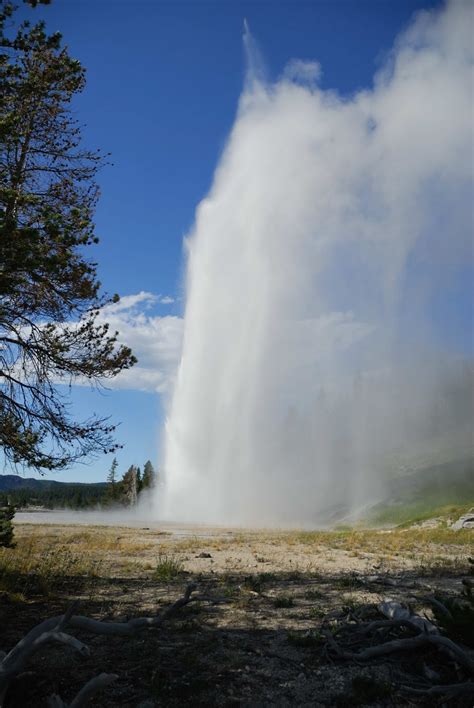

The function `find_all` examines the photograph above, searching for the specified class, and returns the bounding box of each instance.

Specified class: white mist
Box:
[159,1,473,526]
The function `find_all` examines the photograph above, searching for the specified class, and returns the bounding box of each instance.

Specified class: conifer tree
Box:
[0,1,136,473]
[106,457,118,499]
[142,460,156,489]
[0,501,15,547]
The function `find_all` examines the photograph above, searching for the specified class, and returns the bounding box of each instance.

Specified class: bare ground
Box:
[1,521,473,706]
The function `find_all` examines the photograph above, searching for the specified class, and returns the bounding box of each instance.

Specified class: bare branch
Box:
[47,673,118,708]
[326,632,474,675]
[401,681,474,698]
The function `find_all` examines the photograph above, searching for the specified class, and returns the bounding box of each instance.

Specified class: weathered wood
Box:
[0,630,89,707]
[47,672,118,708]
[326,632,474,675]
[419,595,454,621]
[0,584,198,707]
[402,681,474,698]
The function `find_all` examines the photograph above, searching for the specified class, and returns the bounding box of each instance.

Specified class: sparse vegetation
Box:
[0,520,472,705]
[0,536,96,597]
[154,553,184,581]
[273,594,294,608]
[369,500,474,528]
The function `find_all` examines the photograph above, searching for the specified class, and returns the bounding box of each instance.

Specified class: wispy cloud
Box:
[96,293,183,393]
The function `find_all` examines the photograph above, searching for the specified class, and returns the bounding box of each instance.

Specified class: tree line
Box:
[0,459,158,546]
[105,458,157,506]
[0,459,158,512]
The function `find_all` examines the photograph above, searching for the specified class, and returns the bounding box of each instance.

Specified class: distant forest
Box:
[0,459,157,510]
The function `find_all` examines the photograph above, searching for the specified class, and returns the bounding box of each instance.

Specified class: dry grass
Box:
[2,520,472,706]
[288,527,473,553]
[4,521,471,602]
[0,537,97,597]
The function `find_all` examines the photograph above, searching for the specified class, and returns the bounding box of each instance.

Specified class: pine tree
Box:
[142,460,156,489]
[0,1,136,473]
[106,457,118,499]
[0,502,15,547]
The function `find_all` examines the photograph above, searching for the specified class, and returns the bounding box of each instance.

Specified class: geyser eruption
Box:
[160,1,473,526]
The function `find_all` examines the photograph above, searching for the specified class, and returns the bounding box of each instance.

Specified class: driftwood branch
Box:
[377,600,437,633]
[47,673,118,708]
[419,595,454,621]
[31,583,199,639]
[0,584,198,707]
[402,681,474,698]
[359,618,422,636]
[326,632,474,676]
[59,582,198,636]
[0,628,89,707]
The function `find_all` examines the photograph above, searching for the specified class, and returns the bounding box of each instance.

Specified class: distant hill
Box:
[0,475,106,491]
[0,475,108,510]
[366,456,474,527]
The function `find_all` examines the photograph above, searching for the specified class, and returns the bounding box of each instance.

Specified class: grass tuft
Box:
[154,553,184,581]
[273,594,294,608]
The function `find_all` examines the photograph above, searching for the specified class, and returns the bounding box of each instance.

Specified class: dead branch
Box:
[418,595,454,621]
[59,582,199,636]
[160,583,198,619]
[47,673,118,708]
[325,632,474,675]
[359,618,422,635]
[0,584,198,706]
[0,630,89,707]
[377,600,437,634]
[401,681,474,698]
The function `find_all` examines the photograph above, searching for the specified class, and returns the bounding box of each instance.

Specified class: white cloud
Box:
[103,291,157,314]
[97,293,183,394]
[157,295,175,304]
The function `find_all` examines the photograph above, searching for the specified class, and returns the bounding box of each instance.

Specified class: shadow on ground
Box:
[1,565,472,707]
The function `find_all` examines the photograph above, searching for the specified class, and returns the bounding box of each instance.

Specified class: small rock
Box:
[196,551,212,558]
[451,508,474,530]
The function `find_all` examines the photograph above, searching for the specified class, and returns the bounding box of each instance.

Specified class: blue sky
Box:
[16,0,457,484]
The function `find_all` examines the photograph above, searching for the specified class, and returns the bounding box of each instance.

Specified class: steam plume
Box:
[158,1,473,526]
